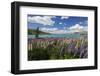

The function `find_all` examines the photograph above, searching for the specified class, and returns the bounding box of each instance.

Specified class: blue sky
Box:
[28,15,88,34]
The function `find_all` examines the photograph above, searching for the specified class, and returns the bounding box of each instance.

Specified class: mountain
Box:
[28,29,50,35]
[73,31,87,35]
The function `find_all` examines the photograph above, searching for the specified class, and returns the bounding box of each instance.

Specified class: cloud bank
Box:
[28,16,55,26]
[61,16,69,19]
[40,24,87,34]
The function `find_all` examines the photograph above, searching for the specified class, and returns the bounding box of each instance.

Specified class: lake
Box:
[28,34,82,39]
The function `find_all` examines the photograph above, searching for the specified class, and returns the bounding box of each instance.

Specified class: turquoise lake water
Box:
[28,34,82,39]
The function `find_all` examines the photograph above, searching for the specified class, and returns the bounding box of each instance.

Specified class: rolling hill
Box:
[28,29,50,35]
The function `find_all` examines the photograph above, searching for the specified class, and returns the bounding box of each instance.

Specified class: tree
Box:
[35,27,39,38]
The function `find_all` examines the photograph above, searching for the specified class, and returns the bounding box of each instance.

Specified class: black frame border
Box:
[11,1,98,74]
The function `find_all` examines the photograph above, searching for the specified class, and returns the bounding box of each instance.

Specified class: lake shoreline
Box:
[28,37,83,42]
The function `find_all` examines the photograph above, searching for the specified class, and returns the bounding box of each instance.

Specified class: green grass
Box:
[28,48,80,60]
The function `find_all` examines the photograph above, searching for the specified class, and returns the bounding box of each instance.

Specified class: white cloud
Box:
[63,27,67,30]
[40,27,58,32]
[28,16,55,26]
[51,30,66,34]
[79,22,83,24]
[69,24,84,30]
[61,16,69,19]
[59,22,63,24]
[40,27,68,34]
[79,20,88,25]
[68,24,87,33]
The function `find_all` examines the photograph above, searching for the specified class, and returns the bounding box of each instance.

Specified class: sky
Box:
[27,15,88,34]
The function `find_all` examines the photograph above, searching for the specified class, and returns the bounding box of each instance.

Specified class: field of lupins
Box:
[28,38,88,60]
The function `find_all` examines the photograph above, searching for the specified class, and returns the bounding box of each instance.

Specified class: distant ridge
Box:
[28,29,50,35]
